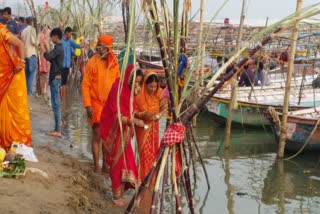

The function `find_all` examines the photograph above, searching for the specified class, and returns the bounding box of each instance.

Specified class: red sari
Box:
[99,64,138,198]
[135,71,163,180]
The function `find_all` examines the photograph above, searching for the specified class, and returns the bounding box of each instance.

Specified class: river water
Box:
[62,89,320,214]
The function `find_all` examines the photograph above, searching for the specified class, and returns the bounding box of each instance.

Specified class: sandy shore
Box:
[0,96,125,214]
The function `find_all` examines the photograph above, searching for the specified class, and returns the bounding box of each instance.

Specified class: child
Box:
[44,28,64,137]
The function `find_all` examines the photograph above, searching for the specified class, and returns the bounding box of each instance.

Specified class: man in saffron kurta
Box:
[82,35,120,173]
[0,23,31,150]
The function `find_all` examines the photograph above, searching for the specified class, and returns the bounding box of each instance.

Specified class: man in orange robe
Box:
[0,23,31,150]
[82,35,120,173]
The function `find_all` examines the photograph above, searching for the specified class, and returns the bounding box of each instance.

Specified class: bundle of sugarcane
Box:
[126,123,187,213]
[125,1,320,213]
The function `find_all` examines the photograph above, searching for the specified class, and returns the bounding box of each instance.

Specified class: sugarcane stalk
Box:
[150,147,170,214]
[189,125,210,189]
[159,155,169,214]
[172,145,183,214]
[173,0,180,70]
[125,147,165,213]
[146,0,178,121]
[122,0,128,43]
[278,0,303,158]
[180,145,194,213]
[186,128,197,184]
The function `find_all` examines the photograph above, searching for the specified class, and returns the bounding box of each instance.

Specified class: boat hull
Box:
[269,115,320,152]
[206,98,315,127]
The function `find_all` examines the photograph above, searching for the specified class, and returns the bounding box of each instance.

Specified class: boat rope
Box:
[285,118,320,160]
[267,107,285,133]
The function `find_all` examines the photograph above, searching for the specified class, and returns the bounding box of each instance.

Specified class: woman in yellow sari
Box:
[135,71,166,180]
[0,23,31,150]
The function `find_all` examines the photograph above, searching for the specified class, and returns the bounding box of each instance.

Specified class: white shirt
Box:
[21,25,37,58]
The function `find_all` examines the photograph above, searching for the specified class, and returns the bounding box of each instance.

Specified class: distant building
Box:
[102,16,123,31]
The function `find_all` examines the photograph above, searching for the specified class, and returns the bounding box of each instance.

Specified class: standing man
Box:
[82,35,120,174]
[44,28,64,137]
[17,17,27,34]
[2,7,19,35]
[0,9,5,24]
[21,17,37,95]
[61,27,80,100]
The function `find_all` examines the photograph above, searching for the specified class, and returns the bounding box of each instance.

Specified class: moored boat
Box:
[266,106,320,152]
[205,86,320,127]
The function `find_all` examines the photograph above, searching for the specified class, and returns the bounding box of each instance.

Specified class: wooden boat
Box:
[137,57,211,76]
[266,106,320,152]
[137,58,163,69]
[205,86,320,127]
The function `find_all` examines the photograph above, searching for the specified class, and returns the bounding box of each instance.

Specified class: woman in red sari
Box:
[100,64,144,206]
[135,72,166,180]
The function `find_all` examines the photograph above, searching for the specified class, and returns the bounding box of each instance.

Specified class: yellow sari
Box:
[0,24,31,150]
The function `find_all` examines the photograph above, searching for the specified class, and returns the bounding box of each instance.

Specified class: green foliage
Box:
[0,155,26,178]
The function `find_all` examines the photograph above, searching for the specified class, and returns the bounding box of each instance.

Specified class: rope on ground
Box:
[285,118,320,161]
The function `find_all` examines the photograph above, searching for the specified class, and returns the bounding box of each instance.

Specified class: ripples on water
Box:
[63,89,320,214]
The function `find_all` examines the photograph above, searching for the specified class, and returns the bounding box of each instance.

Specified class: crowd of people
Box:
[0,6,168,206]
[81,34,167,205]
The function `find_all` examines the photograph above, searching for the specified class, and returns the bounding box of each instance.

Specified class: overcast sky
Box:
[1,0,319,25]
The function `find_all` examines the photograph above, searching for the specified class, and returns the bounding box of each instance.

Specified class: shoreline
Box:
[0,96,125,214]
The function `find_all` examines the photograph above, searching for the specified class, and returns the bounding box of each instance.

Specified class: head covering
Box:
[136,71,163,114]
[98,35,113,48]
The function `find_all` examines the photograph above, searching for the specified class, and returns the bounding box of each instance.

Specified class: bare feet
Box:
[94,167,102,174]
[102,165,110,174]
[112,198,127,206]
[47,131,62,138]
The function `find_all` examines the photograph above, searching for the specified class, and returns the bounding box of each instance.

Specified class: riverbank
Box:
[0,96,124,214]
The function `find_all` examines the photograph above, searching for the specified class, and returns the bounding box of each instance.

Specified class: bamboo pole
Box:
[224,0,246,149]
[198,0,205,85]
[224,150,234,214]
[278,0,303,158]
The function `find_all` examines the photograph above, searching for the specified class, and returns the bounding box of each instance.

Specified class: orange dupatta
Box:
[135,71,163,180]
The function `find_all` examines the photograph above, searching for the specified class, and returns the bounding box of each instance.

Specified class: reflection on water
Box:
[62,89,320,214]
[62,89,92,160]
[192,114,320,214]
